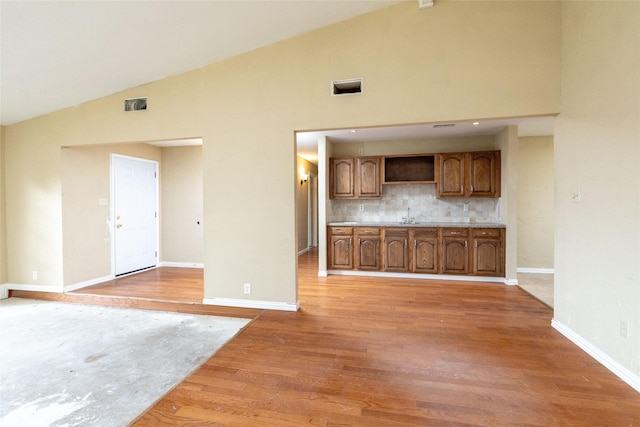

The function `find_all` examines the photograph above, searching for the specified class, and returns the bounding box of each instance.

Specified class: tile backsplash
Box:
[330,184,500,224]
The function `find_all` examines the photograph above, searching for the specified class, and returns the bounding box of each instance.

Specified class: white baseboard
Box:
[203,297,299,312]
[298,247,310,256]
[6,283,64,293]
[552,319,640,394]
[327,270,506,284]
[0,284,8,299]
[504,278,519,286]
[318,270,328,277]
[64,275,113,292]
[159,261,204,268]
[517,267,554,274]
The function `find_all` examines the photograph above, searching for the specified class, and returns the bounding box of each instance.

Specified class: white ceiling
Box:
[0,0,401,126]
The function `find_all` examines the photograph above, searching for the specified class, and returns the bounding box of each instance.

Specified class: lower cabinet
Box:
[328,227,353,270]
[471,228,505,277]
[410,228,439,274]
[441,228,470,275]
[328,226,505,277]
[354,227,381,271]
[383,228,409,272]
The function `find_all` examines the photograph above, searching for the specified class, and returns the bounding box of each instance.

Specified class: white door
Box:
[112,154,158,276]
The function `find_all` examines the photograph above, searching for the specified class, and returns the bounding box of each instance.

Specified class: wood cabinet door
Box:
[471,228,504,276]
[330,158,355,199]
[355,236,381,271]
[356,157,381,198]
[469,151,500,197]
[441,237,469,274]
[328,235,353,270]
[383,231,409,272]
[411,235,438,273]
[437,153,466,197]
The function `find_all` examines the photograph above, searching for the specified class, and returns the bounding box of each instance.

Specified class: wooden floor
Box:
[12,249,640,425]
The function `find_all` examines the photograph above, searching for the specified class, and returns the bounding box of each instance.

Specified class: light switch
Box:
[570,189,582,203]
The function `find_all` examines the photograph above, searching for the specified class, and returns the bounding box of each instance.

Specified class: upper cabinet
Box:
[437,151,500,198]
[330,157,381,199]
[383,155,436,184]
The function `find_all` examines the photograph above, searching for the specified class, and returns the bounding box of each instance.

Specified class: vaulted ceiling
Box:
[0,0,400,126]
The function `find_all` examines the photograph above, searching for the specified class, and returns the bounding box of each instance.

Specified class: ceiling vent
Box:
[433,123,456,128]
[124,97,147,111]
[418,0,434,9]
[332,78,363,96]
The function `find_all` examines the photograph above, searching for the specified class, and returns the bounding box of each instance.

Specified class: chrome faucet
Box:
[401,207,416,224]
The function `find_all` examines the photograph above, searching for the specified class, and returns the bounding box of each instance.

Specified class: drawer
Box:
[329,227,353,235]
[472,228,502,237]
[411,228,438,237]
[441,228,469,237]
[384,228,409,237]
[355,227,380,235]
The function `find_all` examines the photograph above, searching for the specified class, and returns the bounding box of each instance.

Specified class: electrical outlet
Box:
[359,204,364,212]
[244,283,251,295]
[620,320,629,339]
[463,203,469,212]
[32,271,38,280]
[358,148,364,156]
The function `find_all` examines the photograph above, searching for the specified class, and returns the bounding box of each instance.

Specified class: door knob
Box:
[116,224,123,228]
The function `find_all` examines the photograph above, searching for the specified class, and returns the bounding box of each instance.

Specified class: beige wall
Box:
[161,145,204,264]
[3,1,561,306]
[296,156,317,253]
[61,144,162,286]
[496,126,519,283]
[518,136,554,269]
[0,126,6,283]
[555,1,639,377]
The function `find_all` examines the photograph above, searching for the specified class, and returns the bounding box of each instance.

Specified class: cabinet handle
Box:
[404,239,407,247]
[475,241,478,248]
[349,238,352,246]
[465,240,468,248]
[460,186,464,194]
[470,185,474,193]
[414,240,417,248]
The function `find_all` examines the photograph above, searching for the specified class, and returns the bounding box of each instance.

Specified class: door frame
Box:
[110,153,160,277]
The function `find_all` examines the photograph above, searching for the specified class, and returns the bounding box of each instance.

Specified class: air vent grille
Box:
[433,123,456,128]
[332,78,362,96]
[124,97,147,111]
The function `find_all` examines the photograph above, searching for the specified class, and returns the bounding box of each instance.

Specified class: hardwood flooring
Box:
[11,250,640,425]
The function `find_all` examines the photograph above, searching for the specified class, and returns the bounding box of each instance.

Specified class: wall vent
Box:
[332,78,363,96]
[433,123,456,128]
[124,97,147,111]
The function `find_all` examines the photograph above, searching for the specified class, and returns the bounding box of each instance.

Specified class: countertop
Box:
[327,221,506,228]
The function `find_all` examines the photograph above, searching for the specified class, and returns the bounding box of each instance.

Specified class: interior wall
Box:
[296,156,317,253]
[517,136,554,270]
[3,1,561,304]
[496,126,519,283]
[555,1,639,377]
[161,145,204,264]
[0,126,6,284]
[61,144,161,286]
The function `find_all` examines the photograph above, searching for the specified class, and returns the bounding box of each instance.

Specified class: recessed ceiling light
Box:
[350,129,357,133]
[473,122,480,126]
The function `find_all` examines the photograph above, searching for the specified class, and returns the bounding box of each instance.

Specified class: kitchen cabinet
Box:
[471,228,504,276]
[327,225,504,278]
[383,155,436,184]
[437,151,500,198]
[440,228,469,275]
[383,228,409,272]
[409,228,439,274]
[354,227,381,271]
[329,157,381,199]
[328,227,353,270]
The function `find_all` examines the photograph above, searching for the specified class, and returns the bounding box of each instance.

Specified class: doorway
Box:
[112,154,159,276]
